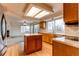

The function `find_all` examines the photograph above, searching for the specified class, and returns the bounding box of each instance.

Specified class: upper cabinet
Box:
[39,21,46,29]
[78,4,79,22]
[63,3,78,24]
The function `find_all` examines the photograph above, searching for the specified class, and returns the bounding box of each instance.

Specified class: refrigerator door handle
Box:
[1,14,7,41]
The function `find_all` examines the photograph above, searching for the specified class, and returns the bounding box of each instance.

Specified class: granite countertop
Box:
[40,32,79,37]
[24,33,42,36]
[53,37,79,48]
[54,33,79,38]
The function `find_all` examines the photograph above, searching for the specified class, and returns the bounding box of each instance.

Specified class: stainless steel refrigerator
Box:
[0,5,7,56]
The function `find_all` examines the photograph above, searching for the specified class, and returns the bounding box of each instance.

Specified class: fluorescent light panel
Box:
[26,7,41,17]
[35,11,50,18]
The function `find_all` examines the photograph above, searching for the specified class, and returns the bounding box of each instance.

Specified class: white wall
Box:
[6,15,23,37]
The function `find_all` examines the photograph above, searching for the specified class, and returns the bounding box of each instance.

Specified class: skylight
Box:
[25,7,41,17]
[35,11,50,18]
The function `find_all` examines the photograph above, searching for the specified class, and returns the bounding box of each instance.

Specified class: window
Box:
[21,24,40,33]
[21,25,30,33]
[34,24,40,33]
[54,19,65,34]
[47,21,53,33]
[46,18,65,34]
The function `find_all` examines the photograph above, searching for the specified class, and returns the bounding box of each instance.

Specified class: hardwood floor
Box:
[5,44,20,56]
[26,42,52,56]
[4,42,52,56]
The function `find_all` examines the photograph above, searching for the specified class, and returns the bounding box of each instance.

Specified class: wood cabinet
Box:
[78,4,79,21]
[36,36,42,50]
[39,21,46,29]
[53,40,79,56]
[42,33,55,44]
[24,34,42,54]
[64,3,78,24]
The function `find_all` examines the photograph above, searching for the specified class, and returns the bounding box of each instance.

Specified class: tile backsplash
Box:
[65,25,79,37]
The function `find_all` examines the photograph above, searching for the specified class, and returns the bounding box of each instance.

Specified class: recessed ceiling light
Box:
[25,7,41,17]
[35,11,50,18]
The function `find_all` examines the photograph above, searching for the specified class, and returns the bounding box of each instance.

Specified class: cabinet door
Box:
[53,40,79,56]
[42,34,45,41]
[53,41,65,56]
[64,3,78,24]
[35,35,42,50]
[25,36,36,54]
[64,44,79,56]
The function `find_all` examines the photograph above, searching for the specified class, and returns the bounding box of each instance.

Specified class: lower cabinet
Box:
[24,35,42,54]
[53,40,79,56]
[42,33,55,44]
[36,36,42,50]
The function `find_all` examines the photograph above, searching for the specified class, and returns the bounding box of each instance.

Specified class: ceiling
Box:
[2,3,26,12]
[0,3,63,24]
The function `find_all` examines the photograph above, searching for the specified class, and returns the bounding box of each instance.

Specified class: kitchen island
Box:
[24,33,42,54]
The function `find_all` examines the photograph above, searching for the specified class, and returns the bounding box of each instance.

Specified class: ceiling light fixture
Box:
[35,11,50,18]
[25,7,41,17]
